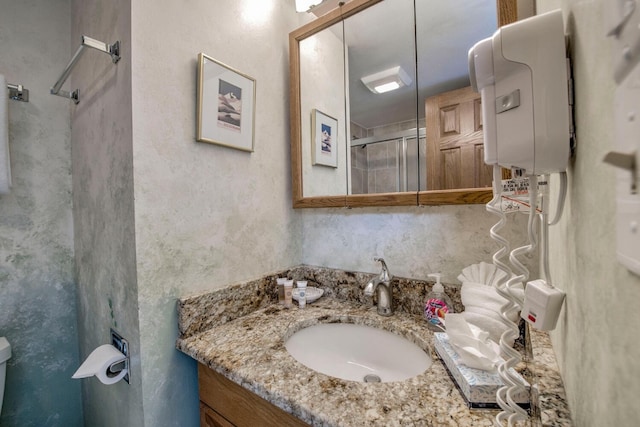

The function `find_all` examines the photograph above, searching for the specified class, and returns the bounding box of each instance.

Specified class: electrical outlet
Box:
[521,279,565,331]
[110,328,130,384]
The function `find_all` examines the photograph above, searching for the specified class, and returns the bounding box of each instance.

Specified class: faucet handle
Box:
[374,257,391,281]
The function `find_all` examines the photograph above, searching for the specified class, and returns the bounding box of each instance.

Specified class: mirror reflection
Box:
[300,21,348,197]
[291,0,506,207]
[417,1,496,191]
[345,0,420,195]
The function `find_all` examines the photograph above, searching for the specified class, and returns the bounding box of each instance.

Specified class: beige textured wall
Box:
[131,1,302,425]
[537,1,640,425]
[70,0,143,425]
[301,204,535,284]
[0,0,82,425]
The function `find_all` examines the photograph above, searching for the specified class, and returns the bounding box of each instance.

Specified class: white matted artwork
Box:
[197,53,256,152]
[311,109,338,168]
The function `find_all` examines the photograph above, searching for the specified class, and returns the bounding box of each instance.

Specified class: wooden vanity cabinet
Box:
[198,363,309,427]
[200,402,234,427]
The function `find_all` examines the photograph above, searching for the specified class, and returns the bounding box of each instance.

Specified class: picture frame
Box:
[197,53,256,152]
[311,109,338,168]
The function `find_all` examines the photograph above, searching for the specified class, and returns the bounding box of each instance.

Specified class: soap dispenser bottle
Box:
[424,273,454,330]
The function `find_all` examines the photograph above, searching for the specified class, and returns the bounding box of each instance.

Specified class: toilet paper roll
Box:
[72,344,128,385]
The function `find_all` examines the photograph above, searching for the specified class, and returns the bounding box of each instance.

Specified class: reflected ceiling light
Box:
[361,66,412,94]
[296,0,325,12]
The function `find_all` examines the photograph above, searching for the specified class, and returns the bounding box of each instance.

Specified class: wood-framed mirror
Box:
[289,0,517,208]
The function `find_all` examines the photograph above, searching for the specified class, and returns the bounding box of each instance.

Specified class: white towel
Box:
[462,311,514,347]
[0,74,11,194]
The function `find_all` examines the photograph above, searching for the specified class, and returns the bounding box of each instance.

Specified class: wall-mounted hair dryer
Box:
[468,10,574,426]
[468,9,573,175]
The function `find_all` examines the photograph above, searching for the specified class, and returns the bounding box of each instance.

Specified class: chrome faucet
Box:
[364,257,394,316]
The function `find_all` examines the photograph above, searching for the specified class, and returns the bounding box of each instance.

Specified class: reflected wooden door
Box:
[426,86,493,190]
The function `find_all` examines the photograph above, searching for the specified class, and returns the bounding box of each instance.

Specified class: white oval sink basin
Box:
[285,323,432,383]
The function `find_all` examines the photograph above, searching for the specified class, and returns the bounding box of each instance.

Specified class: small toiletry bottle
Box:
[284,280,293,308]
[276,278,287,304]
[424,273,454,330]
[297,281,307,309]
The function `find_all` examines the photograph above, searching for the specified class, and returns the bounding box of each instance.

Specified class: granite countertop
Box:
[176,267,572,426]
[178,297,499,426]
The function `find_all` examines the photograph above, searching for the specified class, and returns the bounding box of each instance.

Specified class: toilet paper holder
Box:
[110,328,130,384]
[72,329,130,385]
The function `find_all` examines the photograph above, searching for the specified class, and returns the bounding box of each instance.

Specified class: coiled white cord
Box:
[497,174,538,426]
[487,168,538,427]
[487,166,513,284]
[486,166,517,426]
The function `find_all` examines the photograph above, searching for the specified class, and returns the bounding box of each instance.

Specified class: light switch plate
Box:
[612,64,640,276]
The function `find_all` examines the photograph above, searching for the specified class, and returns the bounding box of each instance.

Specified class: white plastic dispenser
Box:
[424,273,454,330]
[468,9,572,175]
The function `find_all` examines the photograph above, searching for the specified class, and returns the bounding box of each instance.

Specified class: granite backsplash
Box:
[177,264,463,339]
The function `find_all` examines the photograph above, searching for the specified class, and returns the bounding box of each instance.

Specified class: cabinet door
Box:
[426,86,493,190]
[201,402,235,427]
[198,363,309,427]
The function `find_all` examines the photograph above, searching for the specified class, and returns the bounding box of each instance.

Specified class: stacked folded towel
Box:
[456,262,524,346]
[441,313,503,371]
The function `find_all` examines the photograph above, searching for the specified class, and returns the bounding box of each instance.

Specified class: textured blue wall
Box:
[0,0,83,425]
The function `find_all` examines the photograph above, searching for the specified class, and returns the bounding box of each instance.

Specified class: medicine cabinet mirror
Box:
[290,0,517,208]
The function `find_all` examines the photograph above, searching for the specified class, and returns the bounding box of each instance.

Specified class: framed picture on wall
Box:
[196,53,256,152]
[311,109,338,168]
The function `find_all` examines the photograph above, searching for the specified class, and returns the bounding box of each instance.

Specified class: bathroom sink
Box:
[285,323,432,383]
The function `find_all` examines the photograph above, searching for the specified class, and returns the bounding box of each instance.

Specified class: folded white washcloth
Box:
[461,283,520,322]
[461,281,508,307]
[444,313,503,371]
[462,311,514,347]
[465,304,517,324]
[458,262,508,287]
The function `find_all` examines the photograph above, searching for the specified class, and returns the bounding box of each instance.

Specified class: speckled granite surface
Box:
[177,265,572,426]
[527,328,572,426]
[177,265,464,340]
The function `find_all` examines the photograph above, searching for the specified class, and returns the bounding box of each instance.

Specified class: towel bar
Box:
[6,83,29,102]
[50,35,120,104]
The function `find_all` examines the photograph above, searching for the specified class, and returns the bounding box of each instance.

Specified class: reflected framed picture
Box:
[311,109,338,168]
[197,53,256,152]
